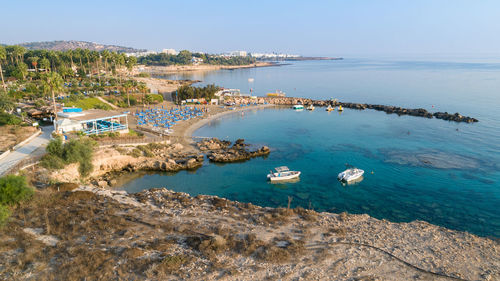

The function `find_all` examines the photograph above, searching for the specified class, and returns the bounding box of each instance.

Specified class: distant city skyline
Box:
[2,0,500,58]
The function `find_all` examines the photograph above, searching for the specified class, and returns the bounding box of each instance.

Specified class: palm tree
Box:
[39,58,50,72]
[41,72,63,132]
[101,50,110,76]
[28,56,39,72]
[123,80,134,107]
[0,46,6,94]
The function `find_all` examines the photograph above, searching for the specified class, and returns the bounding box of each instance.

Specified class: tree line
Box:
[0,45,137,91]
[138,50,256,66]
[175,84,220,101]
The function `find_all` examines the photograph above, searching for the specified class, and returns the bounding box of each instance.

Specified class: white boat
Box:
[337,167,364,182]
[326,105,334,112]
[292,104,304,110]
[306,104,315,110]
[267,166,301,181]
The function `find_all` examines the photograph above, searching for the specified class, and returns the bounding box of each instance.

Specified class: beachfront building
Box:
[214,88,251,99]
[56,108,129,135]
[162,49,178,55]
[229,50,248,57]
[191,57,203,65]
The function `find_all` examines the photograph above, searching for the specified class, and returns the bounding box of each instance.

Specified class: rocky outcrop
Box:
[200,138,271,163]
[95,154,204,187]
[197,138,231,151]
[433,111,478,123]
[225,97,478,123]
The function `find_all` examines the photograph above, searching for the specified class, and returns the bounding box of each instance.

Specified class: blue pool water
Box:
[121,59,500,237]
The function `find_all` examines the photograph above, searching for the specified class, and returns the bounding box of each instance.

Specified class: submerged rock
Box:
[380,148,482,170]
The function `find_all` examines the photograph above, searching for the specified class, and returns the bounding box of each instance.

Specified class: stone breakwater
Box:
[226,97,479,123]
[198,138,270,163]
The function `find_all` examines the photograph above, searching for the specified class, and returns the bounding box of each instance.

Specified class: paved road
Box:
[0,126,52,176]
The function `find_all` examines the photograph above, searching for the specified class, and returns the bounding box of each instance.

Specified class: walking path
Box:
[96,97,119,109]
[0,126,52,176]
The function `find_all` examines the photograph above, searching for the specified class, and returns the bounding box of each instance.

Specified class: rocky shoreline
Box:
[225,97,479,123]
[198,138,270,163]
[2,186,497,280]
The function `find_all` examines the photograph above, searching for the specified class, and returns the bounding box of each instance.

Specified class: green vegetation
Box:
[145,94,163,104]
[65,97,111,110]
[0,175,34,225]
[175,84,220,102]
[0,45,137,82]
[41,137,96,178]
[0,112,22,126]
[128,129,143,137]
[138,50,256,66]
[0,175,34,206]
[136,72,150,78]
[0,45,142,112]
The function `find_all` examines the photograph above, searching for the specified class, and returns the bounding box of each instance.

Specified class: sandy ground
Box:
[0,125,38,152]
[134,77,192,99]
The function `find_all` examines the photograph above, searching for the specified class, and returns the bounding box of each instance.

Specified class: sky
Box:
[2,0,500,58]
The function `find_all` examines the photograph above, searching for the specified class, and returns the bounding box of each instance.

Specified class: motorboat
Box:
[337,105,344,111]
[292,104,304,110]
[326,105,334,112]
[306,104,315,110]
[337,167,364,182]
[267,166,301,181]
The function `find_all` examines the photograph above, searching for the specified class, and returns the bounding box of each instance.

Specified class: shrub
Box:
[40,154,66,169]
[46,137,64,158]
[136,72,150,78]
[128,129,143,137]
[78,160,93,178]
[137,145,154,157]
[0,112,22,126]
[41,137,96,178]
[145,94,163,104]
[0,205,10,226]
[129,148,142,158]
[0,175,34,206]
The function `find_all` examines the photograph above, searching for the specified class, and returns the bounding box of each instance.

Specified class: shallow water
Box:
[121,60,500,237]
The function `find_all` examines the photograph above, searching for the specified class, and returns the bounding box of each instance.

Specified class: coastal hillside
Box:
[13,40,145,53]
[0,186,497,280]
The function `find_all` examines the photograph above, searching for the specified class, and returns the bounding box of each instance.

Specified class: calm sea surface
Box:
[119,59,500,237]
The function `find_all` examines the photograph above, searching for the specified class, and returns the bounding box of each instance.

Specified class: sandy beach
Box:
[137,61,277,76]
[181,104,274,139]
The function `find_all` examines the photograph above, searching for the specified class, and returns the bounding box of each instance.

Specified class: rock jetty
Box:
[225,97,479,123]
[198,138,270,163]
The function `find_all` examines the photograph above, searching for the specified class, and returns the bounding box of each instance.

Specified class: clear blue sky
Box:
[2,0,500,57]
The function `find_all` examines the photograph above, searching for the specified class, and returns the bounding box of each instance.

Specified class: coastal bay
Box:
[118,60,500,238]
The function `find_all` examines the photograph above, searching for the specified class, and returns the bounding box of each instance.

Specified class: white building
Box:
[125,51,157,57]
[214,89,251,98]
[191,57,203,65]
[229,51,248,57]
[162,49,178,55]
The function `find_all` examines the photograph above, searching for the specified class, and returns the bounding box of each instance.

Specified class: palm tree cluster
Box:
[0,45,137,84]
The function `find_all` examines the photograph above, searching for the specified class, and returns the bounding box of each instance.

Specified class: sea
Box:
[118,59,500,238]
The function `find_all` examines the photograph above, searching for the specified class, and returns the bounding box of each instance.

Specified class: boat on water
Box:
[326,105,334,112]
[306,104,315,110]
[267,166,301,182]
[338,105,344,111]
[292,104,304,110]
[338,167,364,182]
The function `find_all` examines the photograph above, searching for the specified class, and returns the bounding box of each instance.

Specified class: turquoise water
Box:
[122,60,500,237]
